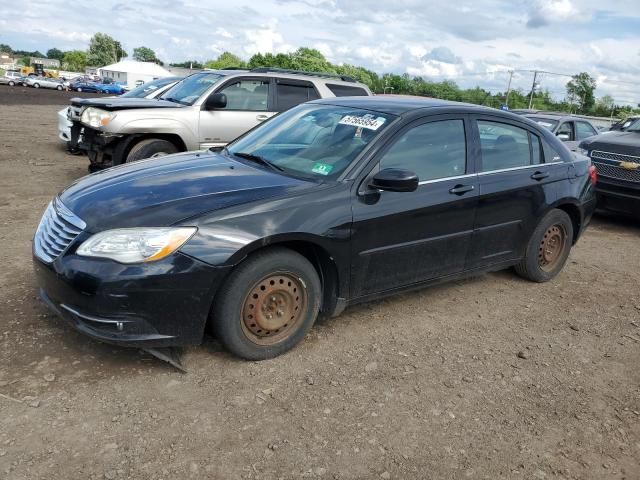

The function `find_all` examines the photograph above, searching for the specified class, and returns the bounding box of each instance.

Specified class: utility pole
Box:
[528,70,538,109]
[505,70,514,107]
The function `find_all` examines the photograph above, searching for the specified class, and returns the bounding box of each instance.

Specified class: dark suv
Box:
[34,97,597,360]
[579,122,640,217]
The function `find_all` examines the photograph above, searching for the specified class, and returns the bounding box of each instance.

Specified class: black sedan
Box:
[33,97,597,360]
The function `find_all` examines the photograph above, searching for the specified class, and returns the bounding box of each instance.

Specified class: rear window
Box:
[326,84,369,97]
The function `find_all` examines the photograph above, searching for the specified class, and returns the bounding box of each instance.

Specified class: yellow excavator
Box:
[20,65,59,78]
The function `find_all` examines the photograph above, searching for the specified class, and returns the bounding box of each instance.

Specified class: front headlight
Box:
[76,227,197,264]
[80,107,115,128]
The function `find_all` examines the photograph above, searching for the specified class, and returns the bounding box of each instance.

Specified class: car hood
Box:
[581,131,640,156]
[59,151,311,232]
[70,97,182,111]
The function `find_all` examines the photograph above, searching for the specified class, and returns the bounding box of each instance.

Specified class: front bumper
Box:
[34,249,230,348]
[596,177,640,218]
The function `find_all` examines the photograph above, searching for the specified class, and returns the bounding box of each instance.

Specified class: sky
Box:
[1,0,639,104]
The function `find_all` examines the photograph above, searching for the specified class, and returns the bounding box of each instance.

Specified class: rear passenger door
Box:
[199,77,276,148]
[466,116,567,269]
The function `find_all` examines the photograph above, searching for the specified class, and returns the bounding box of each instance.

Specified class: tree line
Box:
[2,35,637,118]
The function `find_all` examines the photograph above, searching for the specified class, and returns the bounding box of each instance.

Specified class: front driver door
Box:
[199,77,276,148]
[350,115,478,298]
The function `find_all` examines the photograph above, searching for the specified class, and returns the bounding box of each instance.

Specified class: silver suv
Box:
[70,68,372,169]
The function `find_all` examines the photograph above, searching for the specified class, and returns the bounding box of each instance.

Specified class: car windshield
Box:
[528,117,559,130]
[159,72,225,105]
[226,104,396,180]
[122,77,179,98]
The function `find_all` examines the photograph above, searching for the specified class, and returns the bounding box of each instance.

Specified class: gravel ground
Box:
[0,87,639,480]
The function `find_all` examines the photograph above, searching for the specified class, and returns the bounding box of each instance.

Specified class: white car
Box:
[0,71,23,86]
[58,76,181,146]
[25,76,65,90]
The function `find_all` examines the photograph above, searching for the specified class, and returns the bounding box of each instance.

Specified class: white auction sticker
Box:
[338,115,386,131]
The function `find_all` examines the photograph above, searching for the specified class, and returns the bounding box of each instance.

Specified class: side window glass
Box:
[530,133,543,164]
[219,79,270,111]
[478,120,531,171]
[276,83,314,111]
[379,119,466,181]
[556,122,574,141]
[576,121,597,140]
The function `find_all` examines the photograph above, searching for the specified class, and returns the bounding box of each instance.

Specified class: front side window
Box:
[160,72,225,105]
[226,104,395,180]
[379,120,466,181]
[478,120,532,171]
[218,79,270,111]
[576,121,597,140]
[556,122,575,141]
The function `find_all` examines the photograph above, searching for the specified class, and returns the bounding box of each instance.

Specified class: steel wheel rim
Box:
[241,272,306,346]
[538,224,567,272]
[150,152,168,158]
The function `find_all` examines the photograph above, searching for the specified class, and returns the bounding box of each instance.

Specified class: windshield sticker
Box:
[338,114,386,131]
[311,162,334,176]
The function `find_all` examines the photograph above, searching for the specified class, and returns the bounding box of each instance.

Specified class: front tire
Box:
[515,209,574,283]
[8,81,14,86]
[76,87,82,92]
[126,138,179,162]
[56,85,63,90]
[33,83,40,88]
[212,248,322,360]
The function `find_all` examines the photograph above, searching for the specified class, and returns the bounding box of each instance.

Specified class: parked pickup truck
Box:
[69,68,372,170]
[579,124,640,217]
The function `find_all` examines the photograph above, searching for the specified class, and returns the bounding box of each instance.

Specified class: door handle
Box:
[531,171,550,181]
[449,184,475,195]
[256,114,269,122]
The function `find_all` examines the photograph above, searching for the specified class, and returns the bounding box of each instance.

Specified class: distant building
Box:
[97,60,172,88]
[0,52,16,69]
[166,66,204,77]
[30,57,60,68]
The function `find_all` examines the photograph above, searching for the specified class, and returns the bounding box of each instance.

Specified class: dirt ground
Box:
[0,86,639,480]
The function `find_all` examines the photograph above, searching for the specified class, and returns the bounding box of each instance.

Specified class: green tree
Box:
[62,50,88,72]
[46,48,64,61]
[87,33,127,67]
[204,52,246,69]
[0,44,12,53]
[289,47,335,72]
[566,72,596,113]
[133,46,159,63]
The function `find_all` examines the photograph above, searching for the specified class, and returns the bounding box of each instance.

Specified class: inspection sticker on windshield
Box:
[338,114,386,131]
[312,162,334,176]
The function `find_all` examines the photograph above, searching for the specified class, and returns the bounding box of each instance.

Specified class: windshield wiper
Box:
[232,152,284,172]
[162,97,185,105]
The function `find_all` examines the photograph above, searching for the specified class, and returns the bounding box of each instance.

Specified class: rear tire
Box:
[125,138,178,162]
[8,81,14,86]
[515,209,574,283]
[212,248,322,360]
[33,83,40,88]
[76,87,82,92]
[56,85,63,90]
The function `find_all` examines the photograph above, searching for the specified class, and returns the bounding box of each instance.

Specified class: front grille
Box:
[593,161,640,183]
[591,150,640,164]
[68,105,83,121]
[34,199,86,263]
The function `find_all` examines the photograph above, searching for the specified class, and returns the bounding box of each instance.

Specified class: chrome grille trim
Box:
[591,150,640,164]
[34,199,85,263]
[592,161,640,183]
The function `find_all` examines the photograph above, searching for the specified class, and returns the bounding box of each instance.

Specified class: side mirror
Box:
[204,92,227,110]
[369,168,418,193]
[557,132,570,141]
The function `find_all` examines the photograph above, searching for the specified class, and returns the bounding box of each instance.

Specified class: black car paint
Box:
[579,131,640,217]
[34,98,597,349]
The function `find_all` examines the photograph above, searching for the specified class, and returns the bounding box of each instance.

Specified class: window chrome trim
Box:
[417,173,476,186]
[478,161,563,176]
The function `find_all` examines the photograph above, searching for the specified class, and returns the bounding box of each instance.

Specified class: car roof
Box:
[197,69,368,87]
[309,95,497,116]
